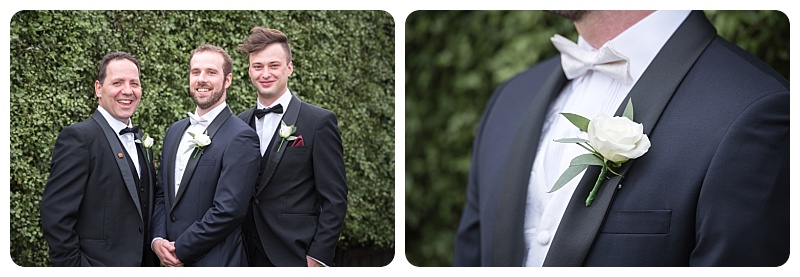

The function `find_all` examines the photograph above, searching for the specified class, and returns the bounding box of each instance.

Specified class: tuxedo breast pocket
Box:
[285,145,308,153]
[197,158,216,166]
[601,210,672,234]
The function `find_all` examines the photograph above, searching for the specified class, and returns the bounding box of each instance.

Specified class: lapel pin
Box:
[117,152,124,159]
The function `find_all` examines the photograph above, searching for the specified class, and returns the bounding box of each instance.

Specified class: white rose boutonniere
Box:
[277,120,297,153]
[135,133,155,163]
[185,131,211,159]
[550,99,651,206]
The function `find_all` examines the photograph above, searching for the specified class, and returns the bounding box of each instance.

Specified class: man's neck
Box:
[197,98,226,116]
[97,105,130,126]
[574,10,655,49]
[257,91,287,108]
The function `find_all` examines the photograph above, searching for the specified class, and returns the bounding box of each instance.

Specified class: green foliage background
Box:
[9,10,395,266]
[405,10,789,267]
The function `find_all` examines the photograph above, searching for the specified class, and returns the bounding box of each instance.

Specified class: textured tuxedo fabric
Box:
[41,110,159,266]
[152,106,260,266]
[453,11,789,266]
[238,94,348,266]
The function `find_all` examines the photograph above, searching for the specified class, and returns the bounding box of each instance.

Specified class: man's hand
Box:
[306,256,323,267]
[153,239,183,267]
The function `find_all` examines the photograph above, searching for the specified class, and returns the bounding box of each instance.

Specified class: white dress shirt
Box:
[255,89,292,156]
[97,106,140,177]
[174,102,228,196]
[522,10,691,266]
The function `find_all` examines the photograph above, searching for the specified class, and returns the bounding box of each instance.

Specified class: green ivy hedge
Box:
[405,10,789,267]
[10,10,395,266]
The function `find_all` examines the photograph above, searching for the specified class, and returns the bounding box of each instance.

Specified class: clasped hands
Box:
[153,238,323,267]
[153,238,183,267]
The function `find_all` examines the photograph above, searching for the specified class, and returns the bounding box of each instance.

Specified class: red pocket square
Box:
[291,135,304,147]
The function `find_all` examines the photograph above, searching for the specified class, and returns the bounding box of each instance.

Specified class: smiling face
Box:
[248,43,293,106]
[189,51,231,114]
[95,59,141,125]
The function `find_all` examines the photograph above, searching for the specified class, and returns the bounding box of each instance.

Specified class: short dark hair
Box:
[236,27,292,63]
[97,52,140,85]
[189,44,233,77]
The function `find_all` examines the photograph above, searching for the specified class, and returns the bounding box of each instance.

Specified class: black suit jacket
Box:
[151,106,260,266]
[41,110,158,266]
[238,94,348,266]
[453,11,789,266]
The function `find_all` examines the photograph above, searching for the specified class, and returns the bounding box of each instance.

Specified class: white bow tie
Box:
[187,112,208,126]
[550,34,632,85]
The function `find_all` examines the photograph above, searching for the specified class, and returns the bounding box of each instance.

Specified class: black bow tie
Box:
[119,126,140,135]
[254,104,284,119]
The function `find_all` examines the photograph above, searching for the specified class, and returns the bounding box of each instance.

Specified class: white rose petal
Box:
[588,114,651,164]
[194,133,211,147]
[279,124,293,138]
[143,136,154,148]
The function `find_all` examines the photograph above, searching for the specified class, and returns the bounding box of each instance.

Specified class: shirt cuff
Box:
[151,237,165,251]
[307,255,328,267]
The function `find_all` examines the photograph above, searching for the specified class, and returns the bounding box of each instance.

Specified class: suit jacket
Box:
[152,106,260,266]
[40,110,158,266]
[238,94,348,266]
[453,11,789,266]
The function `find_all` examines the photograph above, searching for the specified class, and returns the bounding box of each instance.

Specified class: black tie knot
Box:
[119,126,140,135]
[254,104,284,119]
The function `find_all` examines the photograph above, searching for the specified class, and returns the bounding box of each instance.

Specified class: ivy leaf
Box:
[561,113,590,132]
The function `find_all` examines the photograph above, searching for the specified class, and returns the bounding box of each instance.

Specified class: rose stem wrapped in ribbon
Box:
[549,99,651,206]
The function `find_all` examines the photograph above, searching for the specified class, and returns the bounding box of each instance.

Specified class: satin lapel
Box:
[256,94,301,196]
[91,111,143,221]
[543,11,717,266]
[238,107,256,130]
[173,106,233,208]
[136,129,156,218]
[492,66,568,266]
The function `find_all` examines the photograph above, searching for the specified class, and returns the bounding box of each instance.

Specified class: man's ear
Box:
[94,80,102,98]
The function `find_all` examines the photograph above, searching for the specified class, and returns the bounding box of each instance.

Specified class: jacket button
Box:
[254,199,260,205]
[171,215,176,222]
[139,227,143,233]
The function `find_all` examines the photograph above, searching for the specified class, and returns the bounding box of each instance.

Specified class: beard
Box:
[191,85,226,110]
[545,10,589,22]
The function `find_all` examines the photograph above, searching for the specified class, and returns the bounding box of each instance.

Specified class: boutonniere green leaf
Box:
[185,131,211,159]
[276,120,297,153]
[550,99,651,206]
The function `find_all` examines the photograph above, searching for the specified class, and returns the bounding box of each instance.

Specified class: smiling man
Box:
[150,44,260,267]
[41,52,159,266]
[236,27,348,267]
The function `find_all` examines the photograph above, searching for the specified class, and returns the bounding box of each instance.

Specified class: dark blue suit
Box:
[152,106,260,266]
[453,11,789,266]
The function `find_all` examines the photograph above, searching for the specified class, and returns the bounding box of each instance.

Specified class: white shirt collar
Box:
[577,10,691,82]
[97,106,133,135]
[256,88,293,111]
[194,101,228,123]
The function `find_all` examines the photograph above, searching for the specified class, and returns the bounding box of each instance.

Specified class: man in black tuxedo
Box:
[236,27,348,267]
[453,10,788,266]
[40,52,159,266]
[150,44,260,267]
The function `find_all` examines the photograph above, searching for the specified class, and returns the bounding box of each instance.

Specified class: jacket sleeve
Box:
[40,125,89,267]
[306,112,348,265]
[691,91,789,266]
